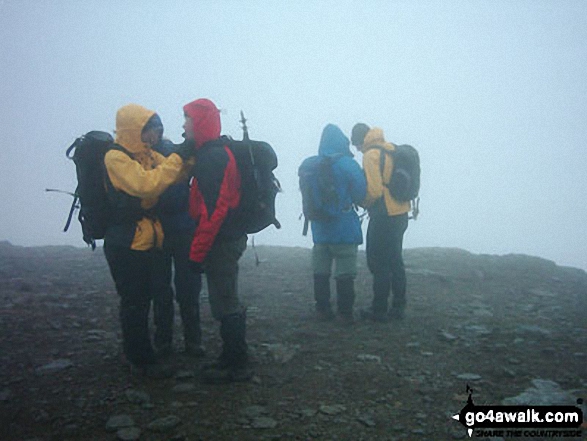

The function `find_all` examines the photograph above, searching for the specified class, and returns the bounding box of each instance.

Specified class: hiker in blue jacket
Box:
[301,124,367,323]
[149,115,205,358]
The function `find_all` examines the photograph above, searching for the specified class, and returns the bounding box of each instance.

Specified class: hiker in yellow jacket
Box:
[103,103,195,378]
[351,123,410,321]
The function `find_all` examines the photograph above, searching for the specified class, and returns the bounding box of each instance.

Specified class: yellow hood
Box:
[115,104,155,154]
[362,127,394,153]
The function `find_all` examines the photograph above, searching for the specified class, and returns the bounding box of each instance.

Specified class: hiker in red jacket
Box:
[183,98,252,384]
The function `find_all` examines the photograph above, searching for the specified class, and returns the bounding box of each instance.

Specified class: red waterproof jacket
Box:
[184,99,243,263]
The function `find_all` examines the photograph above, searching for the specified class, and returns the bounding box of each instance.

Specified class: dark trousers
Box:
[366,213,408,312]
[204,236,248,320]
[155,231,202,347]
[103,242,167,365]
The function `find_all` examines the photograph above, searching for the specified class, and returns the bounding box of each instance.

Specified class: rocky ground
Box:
[0,240,586,441]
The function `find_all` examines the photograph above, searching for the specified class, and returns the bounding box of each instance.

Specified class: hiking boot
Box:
[184,342,206,358]
[388,307,405,321]
[336,276,355,325]
[314,274,333,321]
[130,362,175,379]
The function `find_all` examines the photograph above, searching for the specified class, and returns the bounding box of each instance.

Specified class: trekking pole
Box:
[409,197,420,221]
[45,188,79,232]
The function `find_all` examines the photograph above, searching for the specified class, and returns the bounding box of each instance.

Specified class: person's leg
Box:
[104,243,156,366]
[388,214,409,319]
[312,244,334,320]
[333,244,358,322]
[203,236,251,383]
[151,247,174,355]
[171,232,204,356]
[366,216,393,322]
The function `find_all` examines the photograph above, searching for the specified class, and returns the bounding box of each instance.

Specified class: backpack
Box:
[298,154,342,236]
[64,130,115,250]
[227,112,281,234]
[380,144,420,203]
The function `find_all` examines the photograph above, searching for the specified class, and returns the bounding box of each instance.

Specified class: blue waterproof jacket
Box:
[307,124,366,245]
[153,139,196,236]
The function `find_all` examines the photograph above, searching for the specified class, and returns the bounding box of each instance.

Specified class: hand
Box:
[188,260,204,274]
[175,139,196,161]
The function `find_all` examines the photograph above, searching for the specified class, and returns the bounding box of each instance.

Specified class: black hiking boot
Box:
[336,276,356,325]
[202,312,253,384]
[314,274,334,321]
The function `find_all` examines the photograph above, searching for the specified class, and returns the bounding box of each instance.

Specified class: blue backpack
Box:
[298,154,342,235]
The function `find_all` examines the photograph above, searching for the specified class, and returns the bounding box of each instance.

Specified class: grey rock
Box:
[356,354,381,363]
[147,415,181,432]
[463,325,492,336]
[125,389,150,405]
[175,370,195,380]
[241,405,268,418]
[173,383,196,393]
[35,359,73,374]
[319,404,346,415]
[116,427,141,441]
[299,408,317,418]
[251,416,278,429]
[456,373,482,381]
[502,379,575,406]
[262,343,300,363]
[106,415,135,432]
[516,324,552,337]
[472,308,493,318]
[357,415,376,427]
[439,330,458,341]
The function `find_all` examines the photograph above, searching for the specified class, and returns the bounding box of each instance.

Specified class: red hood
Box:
[183,98,221,148]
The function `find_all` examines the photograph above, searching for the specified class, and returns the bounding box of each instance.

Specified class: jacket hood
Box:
[362,127,394,152]
[183,98,221,148]
[318,124,352,157]
[115,104,156,153]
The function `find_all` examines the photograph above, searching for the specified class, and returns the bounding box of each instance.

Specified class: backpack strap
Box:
[377,146,391,188]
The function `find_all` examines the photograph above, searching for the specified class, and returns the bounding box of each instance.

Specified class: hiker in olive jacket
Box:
[103,103,195,378]
[351,123,410,321]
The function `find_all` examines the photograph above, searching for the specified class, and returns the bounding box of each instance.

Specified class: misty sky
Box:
[1,0,586,270]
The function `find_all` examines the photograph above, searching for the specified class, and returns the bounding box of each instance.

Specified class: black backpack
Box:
[298,154,342,236]
[228,139,281,234]
[64,131,116,249]
[380,144,420,203]
[228,112,281,234]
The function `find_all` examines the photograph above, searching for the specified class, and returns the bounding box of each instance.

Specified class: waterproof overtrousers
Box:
[219,311,248,368]
[336,276,355,319]
[314,274,334,319]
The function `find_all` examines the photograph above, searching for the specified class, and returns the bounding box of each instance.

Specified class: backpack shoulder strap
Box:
[376,146,390,184]
[108,143,134,159]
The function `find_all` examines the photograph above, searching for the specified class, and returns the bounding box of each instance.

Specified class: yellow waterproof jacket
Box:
[360,128,410,216]
[104,104,190,250]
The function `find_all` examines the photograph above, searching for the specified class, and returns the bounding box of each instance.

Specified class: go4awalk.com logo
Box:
[452,385,585,438]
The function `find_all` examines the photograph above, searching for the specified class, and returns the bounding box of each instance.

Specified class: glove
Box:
[189,260,204,274]
[175,139,196,161]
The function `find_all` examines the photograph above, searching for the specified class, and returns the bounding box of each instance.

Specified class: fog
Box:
[1,1,586,270]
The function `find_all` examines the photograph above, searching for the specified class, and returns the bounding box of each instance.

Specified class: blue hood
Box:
[318,124,352,157]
